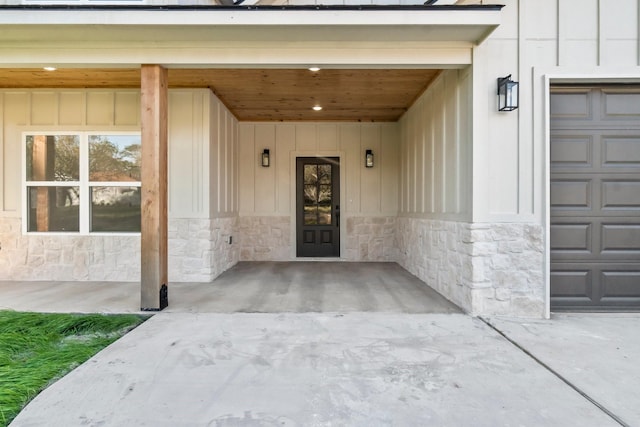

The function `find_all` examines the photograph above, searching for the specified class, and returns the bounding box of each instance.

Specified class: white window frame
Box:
[22,131,142,236]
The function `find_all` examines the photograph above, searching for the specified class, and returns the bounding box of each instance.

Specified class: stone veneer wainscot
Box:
[168,217,238,282]
[396,217,544,317]
[0,217,238,283]
[238,216,291,261]
[345,216,398,262]
[0,217,140,281]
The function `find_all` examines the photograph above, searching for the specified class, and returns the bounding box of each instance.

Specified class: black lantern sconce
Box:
[261,149,270,167]
[365,149,374,168]
[497,75,519,111]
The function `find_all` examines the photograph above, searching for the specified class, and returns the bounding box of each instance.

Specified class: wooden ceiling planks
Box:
[0,68,142,89]
[0,68,439,121]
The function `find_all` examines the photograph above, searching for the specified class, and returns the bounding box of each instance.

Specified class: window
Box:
[24,133,141,234]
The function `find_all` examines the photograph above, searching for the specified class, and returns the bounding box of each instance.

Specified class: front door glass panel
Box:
[303,164,333,225]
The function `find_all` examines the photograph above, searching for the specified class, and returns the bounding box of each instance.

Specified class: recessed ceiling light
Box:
[312,105,323,111]
[308,67,321,72]
[43,67,57,71]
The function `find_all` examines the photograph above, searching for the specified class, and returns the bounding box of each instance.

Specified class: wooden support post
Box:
[140,64,169,311]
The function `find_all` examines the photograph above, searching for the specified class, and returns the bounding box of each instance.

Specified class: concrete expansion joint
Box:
[478,317,630,427]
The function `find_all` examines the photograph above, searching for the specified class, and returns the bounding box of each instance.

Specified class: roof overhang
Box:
[0,6,502,68]
[0,5,503,121]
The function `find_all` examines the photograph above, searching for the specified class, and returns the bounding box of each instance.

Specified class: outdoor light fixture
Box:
[43,67,57,71]
[365,149,374,168]
[308,67,321,72]
[497,75,519,111]
[261,149,270,167]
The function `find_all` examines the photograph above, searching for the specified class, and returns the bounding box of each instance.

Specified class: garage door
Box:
[550,86,640,310]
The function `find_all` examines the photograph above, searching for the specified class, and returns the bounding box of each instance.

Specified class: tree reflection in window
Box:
[89,135,141,232]
[24,133,141,233]
[25,135,80,232]
[91,186,141,232]
[89,135,141,182]
[303,164,332,225]
[26,135,80,182]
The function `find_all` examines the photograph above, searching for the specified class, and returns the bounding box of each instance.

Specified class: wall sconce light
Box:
[497,75,519,111]
[365,149,374,168]
[261,149,270,167]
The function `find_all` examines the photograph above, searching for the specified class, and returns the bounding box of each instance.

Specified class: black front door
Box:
[296,157,340,257]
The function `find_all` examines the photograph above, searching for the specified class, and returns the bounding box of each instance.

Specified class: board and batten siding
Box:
[475,0,640,223]
[0,88,233,220]
[0,89,140,215]
[0,88,237,282]
[168,89,238,219]
[238,122,399,217]
[398,68,471,221]
[210,93,239,217]
[237,121,399,261]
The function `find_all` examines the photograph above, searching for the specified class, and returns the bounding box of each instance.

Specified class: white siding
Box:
[398,68,471,220]
[168,88,239,219]
[169,89,238,218]
[238,122,400,217]
[0,88,233,221]
[475,0,640,222]
[0,89,140,215]
[168,90,208,218]
[0,88,239,282]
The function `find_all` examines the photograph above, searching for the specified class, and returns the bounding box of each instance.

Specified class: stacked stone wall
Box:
[344,216,398,261]
[396,218,472,310]
[465,223,545,317]
[0,216,239,282]
[238,216,291,261]
[0,217,140,281]
[168,217,238,282]
[396,217,545,317]
[2,213,546,317]
[238,215,398,262]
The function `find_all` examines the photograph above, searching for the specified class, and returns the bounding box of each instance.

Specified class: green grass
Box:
[0,311,147,426]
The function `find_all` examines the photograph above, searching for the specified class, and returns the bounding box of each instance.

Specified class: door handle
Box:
[335,205,340,227]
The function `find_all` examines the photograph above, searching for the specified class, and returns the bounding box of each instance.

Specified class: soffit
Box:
[0,68,441,122]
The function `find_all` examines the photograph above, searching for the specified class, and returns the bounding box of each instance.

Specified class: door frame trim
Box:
[290,150,346,260]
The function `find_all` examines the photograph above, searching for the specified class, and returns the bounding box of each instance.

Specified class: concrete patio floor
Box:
[0,262,461,314]
[3,262,639,426]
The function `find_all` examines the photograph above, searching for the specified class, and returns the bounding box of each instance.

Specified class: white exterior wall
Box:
[386,0,640,317]
[399,69,471,220]
[476,0,640,223]
[2,1,638,317]
[0,88,239,282]
[168,89,239,281]
[397,69,480,312]
[238,122,399,261]
[463,0,640,316]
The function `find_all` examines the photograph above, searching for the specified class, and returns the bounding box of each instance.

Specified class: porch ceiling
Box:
[0,68,441,122]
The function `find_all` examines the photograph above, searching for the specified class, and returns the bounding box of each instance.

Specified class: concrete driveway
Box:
[10,312,639,427]
[3,263,638,426]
